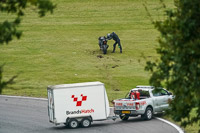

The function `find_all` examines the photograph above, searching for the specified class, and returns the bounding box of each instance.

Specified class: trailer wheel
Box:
[119,114,129,121]
[81,118,91,128]
[68,118,79,129]
[142,107,153,120]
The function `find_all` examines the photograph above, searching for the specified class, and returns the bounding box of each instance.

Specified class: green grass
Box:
[2,0,172,99]
[163,118,200,133]
[163,108,200,133]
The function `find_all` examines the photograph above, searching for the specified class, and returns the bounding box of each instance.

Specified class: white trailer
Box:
[47,81,111,128]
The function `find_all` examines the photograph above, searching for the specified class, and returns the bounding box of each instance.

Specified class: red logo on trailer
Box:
[71,94,87,106]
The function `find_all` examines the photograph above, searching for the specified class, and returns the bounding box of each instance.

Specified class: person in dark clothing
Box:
[107,32,122,53]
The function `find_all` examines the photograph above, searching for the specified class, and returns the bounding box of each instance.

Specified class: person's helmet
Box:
[107,33,111,39]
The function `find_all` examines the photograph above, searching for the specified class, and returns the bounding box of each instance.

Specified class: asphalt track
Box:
[0,96,179,133]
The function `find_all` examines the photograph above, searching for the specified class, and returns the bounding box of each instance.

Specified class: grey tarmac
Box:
[0,96,179,133]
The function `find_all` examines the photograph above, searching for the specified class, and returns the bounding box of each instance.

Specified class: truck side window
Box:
[138,90,150,98]
[152,89,168,96]
[152,90,160,96]
[160,89,168,95]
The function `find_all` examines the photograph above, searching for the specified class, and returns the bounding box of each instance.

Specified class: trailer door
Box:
[48,89,54,122]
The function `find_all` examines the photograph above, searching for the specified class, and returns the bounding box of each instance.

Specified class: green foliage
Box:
[145,0,200,130]
[0,0,55,94]
[0,0,56,44]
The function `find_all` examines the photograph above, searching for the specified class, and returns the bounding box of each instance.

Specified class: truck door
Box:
[159,89,170,110]
[152,89,169,112]
[48,89,54,122]
[152,92,163,112]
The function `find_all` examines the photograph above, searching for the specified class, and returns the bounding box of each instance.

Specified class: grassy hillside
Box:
[0,0,173,100]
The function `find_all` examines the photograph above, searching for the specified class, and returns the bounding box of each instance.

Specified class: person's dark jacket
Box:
[108,32,120,42]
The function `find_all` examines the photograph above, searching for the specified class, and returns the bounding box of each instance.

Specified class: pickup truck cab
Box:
[113,86,173,120]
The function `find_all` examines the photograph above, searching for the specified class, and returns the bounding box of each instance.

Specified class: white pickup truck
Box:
[113,86,173,121]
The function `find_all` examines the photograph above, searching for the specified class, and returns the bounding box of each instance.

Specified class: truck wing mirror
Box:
[168,92,172,95]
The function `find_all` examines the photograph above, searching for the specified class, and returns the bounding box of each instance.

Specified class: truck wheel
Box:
[68,118,79,129]
[119,114,129,121]
[143,107,153,120]
[81,118,91,128]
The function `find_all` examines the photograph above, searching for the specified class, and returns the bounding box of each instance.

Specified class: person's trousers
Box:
[113,40,122,52]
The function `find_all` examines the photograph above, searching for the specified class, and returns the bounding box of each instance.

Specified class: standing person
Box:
[107,32,122,53]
